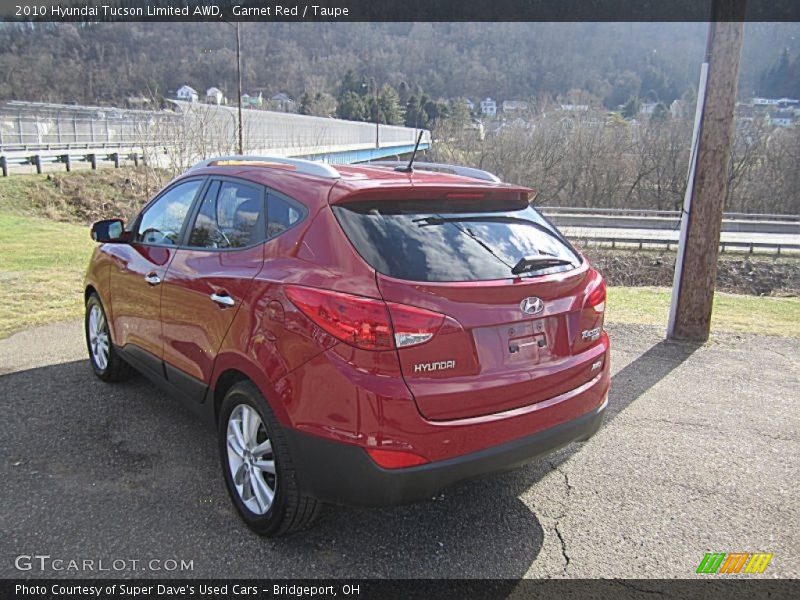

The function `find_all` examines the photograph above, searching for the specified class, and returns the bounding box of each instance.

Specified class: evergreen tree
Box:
[299,92,312,115]
[379,84,404,125]
[336,91,367,121]
[622,97,640,119]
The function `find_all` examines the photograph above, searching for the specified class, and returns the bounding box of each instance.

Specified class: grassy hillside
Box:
[0,168,163,224]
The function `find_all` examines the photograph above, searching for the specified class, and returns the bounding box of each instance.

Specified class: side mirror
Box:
[91,219,126,243]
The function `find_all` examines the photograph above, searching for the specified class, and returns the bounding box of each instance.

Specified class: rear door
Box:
[160,178,267,396]
[333,197,606,421]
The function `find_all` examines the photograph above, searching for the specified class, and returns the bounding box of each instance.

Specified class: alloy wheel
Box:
[88,304,110,371]
[226,404,277,515]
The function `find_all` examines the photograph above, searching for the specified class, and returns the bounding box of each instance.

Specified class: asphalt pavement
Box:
[0,320,797,579]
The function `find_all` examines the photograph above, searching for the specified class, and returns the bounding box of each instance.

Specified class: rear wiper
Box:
[414,215,566,244]
[511,256,574,276]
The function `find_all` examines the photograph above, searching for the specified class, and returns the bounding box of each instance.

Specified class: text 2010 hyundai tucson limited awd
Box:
[84,156,610,536]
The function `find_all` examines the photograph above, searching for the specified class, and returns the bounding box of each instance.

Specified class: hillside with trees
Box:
[1,22,799,108]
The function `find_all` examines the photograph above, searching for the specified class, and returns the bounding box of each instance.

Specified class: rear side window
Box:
[267,192,305,240]
[332,200,581,282]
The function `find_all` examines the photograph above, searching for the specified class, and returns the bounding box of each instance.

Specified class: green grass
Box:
[607,286,800,337]
[0,214,95,339]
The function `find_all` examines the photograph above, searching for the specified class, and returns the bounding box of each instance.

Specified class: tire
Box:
[85,293,133,382]
[218,381,321,536]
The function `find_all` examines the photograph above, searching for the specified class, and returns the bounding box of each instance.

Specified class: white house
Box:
[271,93,296,112]
[559,104,589,112]
[768,110,795,128]
[670,99,687,119]
[480,98,497,117]
[176,85,199,103]
[502,100,529,114]
[205,87,224,105]
[639,102,658,115]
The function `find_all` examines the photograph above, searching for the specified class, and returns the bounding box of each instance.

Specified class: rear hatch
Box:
[332,195,606,421]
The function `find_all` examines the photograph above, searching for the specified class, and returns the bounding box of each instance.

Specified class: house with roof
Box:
[206,87,224,105]
[176,85,199,103]
[768,110,795,128]
[241,92,264,108]
[670,99,688,119]
[271,93,296,112]
[559,104,589,112]
[639,102,659,116]
[480,98,497,117]
[502,100,529,115]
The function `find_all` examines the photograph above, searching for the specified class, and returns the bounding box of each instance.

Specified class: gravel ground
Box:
[0,320,797,579]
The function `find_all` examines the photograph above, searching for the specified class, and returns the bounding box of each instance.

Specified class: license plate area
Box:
[507,319,549,364]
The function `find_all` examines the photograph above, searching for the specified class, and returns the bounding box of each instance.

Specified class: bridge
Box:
[0,100,431,175]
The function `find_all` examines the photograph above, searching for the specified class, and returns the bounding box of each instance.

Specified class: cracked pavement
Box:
[0,320,797,578]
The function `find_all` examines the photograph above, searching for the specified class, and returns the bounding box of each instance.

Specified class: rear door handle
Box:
[210,292,235,308]
[144,272,161,286]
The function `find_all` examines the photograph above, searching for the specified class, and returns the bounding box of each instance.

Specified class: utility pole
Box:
[235,22,244,155]
[667,0,746,342]
[374,79,380,149]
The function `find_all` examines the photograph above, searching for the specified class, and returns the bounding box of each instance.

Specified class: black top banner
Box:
[1,0,799,22]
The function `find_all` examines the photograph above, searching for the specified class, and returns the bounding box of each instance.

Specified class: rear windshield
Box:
[332,200,582,282]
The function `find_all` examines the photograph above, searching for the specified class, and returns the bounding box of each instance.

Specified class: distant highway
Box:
[541,208,800,255]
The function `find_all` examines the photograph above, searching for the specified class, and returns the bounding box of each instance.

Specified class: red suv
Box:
[85,156,610,536]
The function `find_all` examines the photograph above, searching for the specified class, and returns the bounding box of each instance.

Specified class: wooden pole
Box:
[667,0,746,342]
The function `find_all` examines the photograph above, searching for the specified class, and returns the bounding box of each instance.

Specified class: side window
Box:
[267,192,305,239]
[187,180,265,249]
[136,179,203,246]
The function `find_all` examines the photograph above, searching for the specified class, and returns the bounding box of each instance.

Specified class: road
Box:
[0,320,798,578]
[560,226,800,250]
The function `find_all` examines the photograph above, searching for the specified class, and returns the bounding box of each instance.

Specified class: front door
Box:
[107,178,205,367]
[160,178,267,393]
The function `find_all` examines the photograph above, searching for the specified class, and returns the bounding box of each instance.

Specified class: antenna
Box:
[395,130,425,173]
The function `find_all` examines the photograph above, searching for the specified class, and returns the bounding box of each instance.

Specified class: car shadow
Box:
[0,337,698,578]
[302,338,700,575]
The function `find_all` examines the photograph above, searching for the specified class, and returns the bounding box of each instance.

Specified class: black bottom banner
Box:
[2,580,799,600]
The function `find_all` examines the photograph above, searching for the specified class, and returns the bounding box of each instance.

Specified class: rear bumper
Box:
[285,394,607,506]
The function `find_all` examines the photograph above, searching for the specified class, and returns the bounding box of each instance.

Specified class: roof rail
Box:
[192,155,340,179]
[367,161,502,183]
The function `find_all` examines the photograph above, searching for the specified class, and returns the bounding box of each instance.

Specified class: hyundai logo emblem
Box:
[520,297,545,315]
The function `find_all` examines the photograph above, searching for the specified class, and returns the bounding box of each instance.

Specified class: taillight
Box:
[387,303,445,348]
[365,447,429,469]
[285,286,444,351]
[585,275,606,313]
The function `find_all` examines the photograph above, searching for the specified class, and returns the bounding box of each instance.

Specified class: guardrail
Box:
[540,206,800,222]
[540,208,800,235]
[569,235,800,256]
